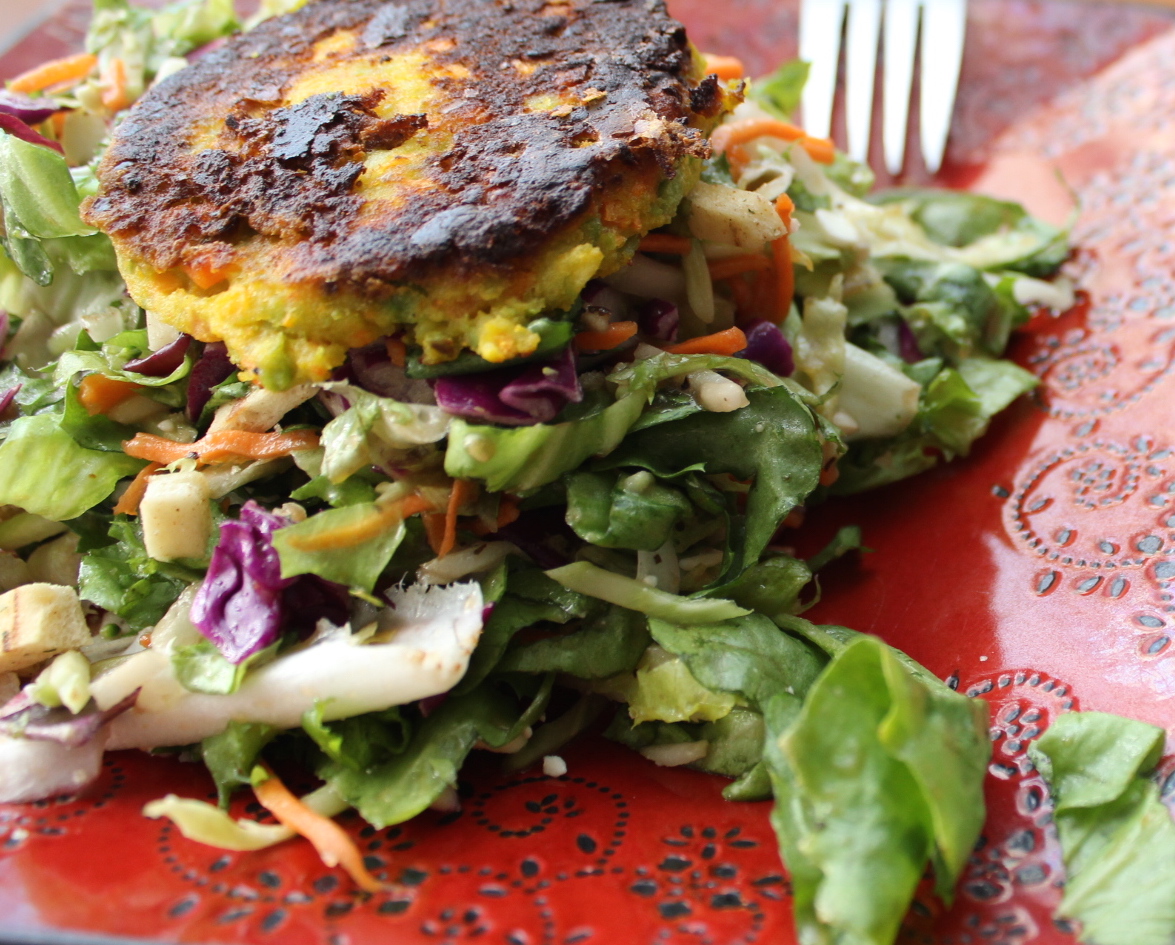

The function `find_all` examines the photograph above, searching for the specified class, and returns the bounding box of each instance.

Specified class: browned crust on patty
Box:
[83,0,720,296]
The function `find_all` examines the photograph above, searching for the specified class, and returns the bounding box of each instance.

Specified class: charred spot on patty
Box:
[83,0,734,388]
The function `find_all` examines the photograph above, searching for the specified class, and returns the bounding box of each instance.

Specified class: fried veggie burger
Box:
[82,0,730,388]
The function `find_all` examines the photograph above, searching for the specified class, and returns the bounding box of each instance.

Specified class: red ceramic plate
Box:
[3,1,1175,943]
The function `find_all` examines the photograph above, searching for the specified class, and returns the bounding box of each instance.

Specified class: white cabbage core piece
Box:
[90,582,484,750]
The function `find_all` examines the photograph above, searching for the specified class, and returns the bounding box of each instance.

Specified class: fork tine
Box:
[881,0,919,175]
[918,0,967,173]
[844,0,882,163]
[799,0,847,141]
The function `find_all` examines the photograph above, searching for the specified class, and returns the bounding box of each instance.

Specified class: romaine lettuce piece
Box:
[445,351,791,494]
[1028,712,1175,945]
[872,189,1068,276]
[319,385,450,484]
[626,645,738,724]
[0,414,142,520]
[272,504,406,592]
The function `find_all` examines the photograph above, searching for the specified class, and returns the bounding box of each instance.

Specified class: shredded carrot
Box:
[638,233,693,256]
[99,57,130,112]
[820,462,840,487]
[439,479,479,558]
[665,326,748,356]
[385,336,407,368]
[112,462,162,516]
[8,53,97,94]
[50,111,67,138]
[422,513,446,554]
[284,494,433,552]
[573,320,638,352]
[703,53,745,80]
[78,374,143,415]
[771,193,796,323]
[727,271,754,318]
[123,428,320,466]
[710,118,835,165]
[253,769,385,894]
[708,254,771,281]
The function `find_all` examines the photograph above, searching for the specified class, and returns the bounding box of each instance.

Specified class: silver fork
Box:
[798,0,967,175]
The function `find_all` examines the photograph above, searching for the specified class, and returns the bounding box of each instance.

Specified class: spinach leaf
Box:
[201,721,277,808]
[302,701,411,772]
[497,604,649,678]
[565,469,691,551]
[600,386,825,572]
[323,679,550,828]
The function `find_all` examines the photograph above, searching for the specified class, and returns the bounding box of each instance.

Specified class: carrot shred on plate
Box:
[439,479,478,558]
[703,53,745,80]
[573,320,638,352]
[8,53,97,93]
[708,254,771,281]
[710,118,836,165]
[123,429,320,466]
[253,769,385,894]
[638,233,693,255]
[665,326,748,356]
[112,462,162,516]
[78,374,143,415]
[283,494,434,552]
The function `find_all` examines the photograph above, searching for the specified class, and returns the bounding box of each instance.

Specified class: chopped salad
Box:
[0,1,1116,942]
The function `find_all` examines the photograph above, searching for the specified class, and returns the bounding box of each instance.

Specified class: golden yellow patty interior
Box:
[83,0,730,388]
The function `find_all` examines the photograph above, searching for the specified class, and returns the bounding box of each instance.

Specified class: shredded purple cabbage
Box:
[124,334,191,377]
[639,299,679,344]
[739,320,794,377]
[0,689,138,747]
[191,503,348,664]
[191,502,291,664]
[0,90,60,125]
[185,341,236,422]
[0,384,20,415]
[433,347,582,426]
[897,318,923,363]
[0,112,63,154]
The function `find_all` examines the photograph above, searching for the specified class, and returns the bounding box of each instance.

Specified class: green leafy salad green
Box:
[4,5,1164,944]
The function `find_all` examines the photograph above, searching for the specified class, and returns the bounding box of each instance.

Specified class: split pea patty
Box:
[83,0,730,388]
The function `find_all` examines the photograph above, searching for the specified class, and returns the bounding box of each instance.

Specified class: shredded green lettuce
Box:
[0,414,142,520]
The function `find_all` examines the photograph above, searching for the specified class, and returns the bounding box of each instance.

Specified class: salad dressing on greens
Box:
[4,2,1160,944]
